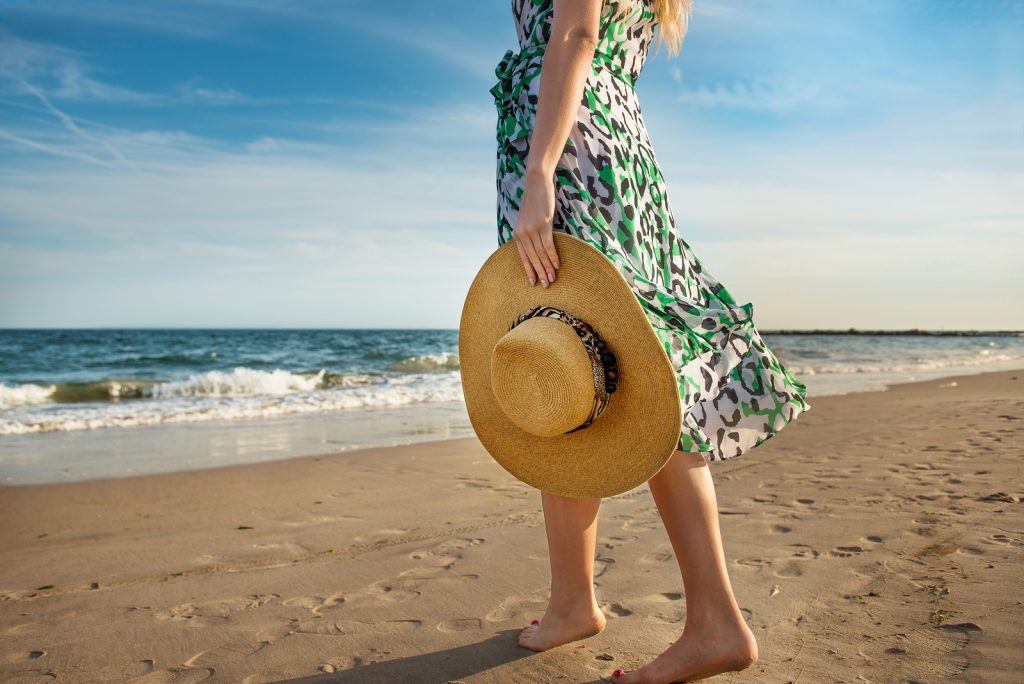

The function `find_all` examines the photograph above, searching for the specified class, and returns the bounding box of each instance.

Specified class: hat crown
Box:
[458,231,683,498]
[490,316,595,437]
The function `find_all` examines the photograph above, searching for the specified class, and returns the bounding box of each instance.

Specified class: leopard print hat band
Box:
[508,304,620,434]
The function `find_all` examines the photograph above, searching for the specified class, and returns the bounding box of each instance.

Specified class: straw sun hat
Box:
[458,231,682,499]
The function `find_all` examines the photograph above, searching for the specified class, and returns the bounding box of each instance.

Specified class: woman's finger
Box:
[514,234,537,285]
[540,227,560,272]
[520,229,547,286]
[527,229,556,286]
[516,225,548,287]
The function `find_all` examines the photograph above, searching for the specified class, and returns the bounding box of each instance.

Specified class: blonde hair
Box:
[610,0,693,58]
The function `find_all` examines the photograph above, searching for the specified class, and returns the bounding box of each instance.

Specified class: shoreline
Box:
[1,367,1021,680]
[2,363,1022,488]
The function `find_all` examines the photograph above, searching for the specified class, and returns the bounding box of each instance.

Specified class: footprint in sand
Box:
[650,592,683,602]
[593,555,615,578]
[350,536,487,591]
[399,566,481,583]
[957,545,985,556]
[354,578,422,605]
[599,601,633,617]
[297,591,347,614]
[153,602,226,626]
[437,537,486,552]
[296,618,423,638]
[0,649,47,666]
[286,575,424,616]
[293,617,349,636]
[788,544,821,560]
[130,666,216,683]
[437,618,483,632]
[281,515,354,528]
[282,594,334,611]
[913,541,959,557]
[316,651,391,674]
[646,592,684,623]
[989,533,1023,547]
[184,641,268,668]
[640,550,675,564]
[621,517,661,532]
[153,594,280,624]
[398,564,453,579]
[772,561,804,578]
[405,548,460,573]
[829,545,866,558]
[599,534,639,550]
[652,610,684,624]
[484,594,548,623]
[3,621,42,636]
[296,618,421,636]
[979,492,1019,503]
[408,535,483,564]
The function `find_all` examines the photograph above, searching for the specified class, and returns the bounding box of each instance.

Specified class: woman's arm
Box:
[513,0,601,288]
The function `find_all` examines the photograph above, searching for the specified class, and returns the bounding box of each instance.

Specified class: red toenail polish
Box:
[530,619,540,624]
[613,669,623,677]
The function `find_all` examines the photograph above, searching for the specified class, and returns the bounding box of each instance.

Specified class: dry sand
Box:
[1,369,1021,683]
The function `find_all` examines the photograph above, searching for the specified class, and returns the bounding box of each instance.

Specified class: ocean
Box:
[1,328,1022,485]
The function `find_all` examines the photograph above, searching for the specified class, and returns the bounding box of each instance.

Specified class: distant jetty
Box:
[760,329,1023,336]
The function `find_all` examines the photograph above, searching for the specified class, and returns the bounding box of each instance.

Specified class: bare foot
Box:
[518,604,607,651]
[609,618,757,683]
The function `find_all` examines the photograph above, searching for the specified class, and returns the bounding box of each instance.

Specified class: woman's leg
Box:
[517,490,607,651]
[612,450,758,682]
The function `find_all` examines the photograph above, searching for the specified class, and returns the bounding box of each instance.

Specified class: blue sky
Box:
[0,0,1021,330]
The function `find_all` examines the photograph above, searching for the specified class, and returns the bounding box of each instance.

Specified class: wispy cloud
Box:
[0,127,118,167]
[0,33,288,107]
[0,1,502,78]
[671,74,841,111]
[0,33,146,103]
[9,73,136,168]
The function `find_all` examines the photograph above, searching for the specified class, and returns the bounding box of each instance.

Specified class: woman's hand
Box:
[513,166,561,287]
[507,0,599,287]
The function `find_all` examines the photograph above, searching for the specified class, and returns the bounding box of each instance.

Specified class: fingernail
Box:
[548,270,555,282]
[541,279,547,288]
[529,276,534,286]
[554,260,560,269]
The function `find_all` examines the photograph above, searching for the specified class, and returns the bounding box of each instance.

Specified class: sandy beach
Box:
[1,368,1021,682]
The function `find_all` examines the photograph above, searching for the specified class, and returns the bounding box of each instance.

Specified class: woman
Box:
[491,0,811,681]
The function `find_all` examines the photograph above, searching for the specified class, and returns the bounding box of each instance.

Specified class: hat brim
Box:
[458,232,682,498]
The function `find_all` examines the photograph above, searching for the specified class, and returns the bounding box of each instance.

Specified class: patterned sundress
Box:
[491,0,811,461]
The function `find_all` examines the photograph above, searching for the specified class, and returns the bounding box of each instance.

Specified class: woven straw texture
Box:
[459,232,682,498]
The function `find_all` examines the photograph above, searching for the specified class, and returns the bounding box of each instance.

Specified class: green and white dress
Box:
[491,0,811,461]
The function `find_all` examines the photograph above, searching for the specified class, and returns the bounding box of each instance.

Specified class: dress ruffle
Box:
[566,226,812,461]
[490,45,546,149]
